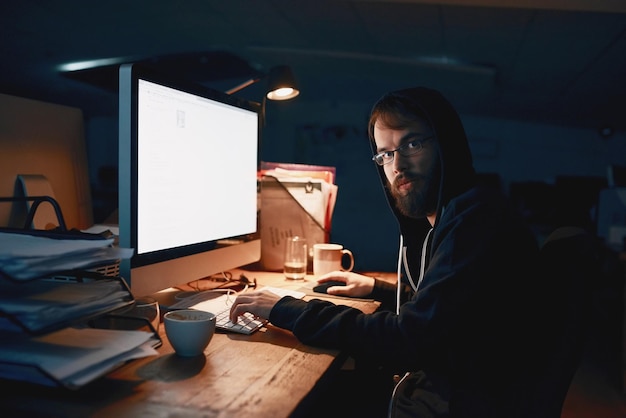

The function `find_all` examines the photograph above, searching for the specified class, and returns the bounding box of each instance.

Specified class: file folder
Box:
[259,163,337,271]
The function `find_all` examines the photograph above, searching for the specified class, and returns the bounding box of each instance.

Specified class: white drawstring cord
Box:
[395,227,433,315]
[416,228,433,290]
[396,235,404,315]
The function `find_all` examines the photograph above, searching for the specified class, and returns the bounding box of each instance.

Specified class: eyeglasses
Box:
[371,136,434,166]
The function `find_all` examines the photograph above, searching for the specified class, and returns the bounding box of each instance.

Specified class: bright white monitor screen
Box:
[119,64,261,297]
[135,79,257,253]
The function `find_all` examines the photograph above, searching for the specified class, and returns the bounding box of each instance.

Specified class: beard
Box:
[390,172,439,219]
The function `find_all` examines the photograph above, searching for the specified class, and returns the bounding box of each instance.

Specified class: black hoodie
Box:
[270,87,547,417]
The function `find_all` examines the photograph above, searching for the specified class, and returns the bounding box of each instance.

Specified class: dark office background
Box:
[84,91,626,272]
[2,1,626,272]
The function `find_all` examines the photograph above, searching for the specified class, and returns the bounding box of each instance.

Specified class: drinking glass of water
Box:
[283,236,307,280]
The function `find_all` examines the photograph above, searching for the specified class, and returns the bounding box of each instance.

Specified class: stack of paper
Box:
[0,231,133,280]
[0,278,133,333]
[0,230,157,389]
[0,327,158,389]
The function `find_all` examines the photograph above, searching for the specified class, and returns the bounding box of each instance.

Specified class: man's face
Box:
[373,118,441,219]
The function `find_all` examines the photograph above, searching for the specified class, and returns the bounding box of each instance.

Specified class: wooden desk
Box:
[1,270,384,418]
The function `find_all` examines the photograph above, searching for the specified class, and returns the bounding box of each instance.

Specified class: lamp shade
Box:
[265,65,300,101]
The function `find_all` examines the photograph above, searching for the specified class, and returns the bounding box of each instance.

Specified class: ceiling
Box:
[2,0,626,131]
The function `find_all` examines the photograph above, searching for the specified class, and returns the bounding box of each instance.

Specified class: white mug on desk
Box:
[313,243,354,276]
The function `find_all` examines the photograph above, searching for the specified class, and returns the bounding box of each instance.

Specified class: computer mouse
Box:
[313,280,346,294]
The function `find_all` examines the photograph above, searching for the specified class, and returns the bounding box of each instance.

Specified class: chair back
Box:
[529,226,600,417]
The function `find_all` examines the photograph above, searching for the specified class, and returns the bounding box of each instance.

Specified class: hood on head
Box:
[368,87,476,245]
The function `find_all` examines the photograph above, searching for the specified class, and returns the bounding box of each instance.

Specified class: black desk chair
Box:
[529,226,601,417]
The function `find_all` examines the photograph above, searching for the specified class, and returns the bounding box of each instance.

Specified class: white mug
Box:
[313,243,355,276]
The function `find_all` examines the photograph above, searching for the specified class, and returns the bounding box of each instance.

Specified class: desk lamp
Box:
[226,65,299,100]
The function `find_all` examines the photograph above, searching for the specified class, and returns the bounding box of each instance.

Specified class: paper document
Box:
[82,224,120,236]
[0,327,158,389]
[259,162,338,271]
[0,277,133,333]
[0,231,132,280]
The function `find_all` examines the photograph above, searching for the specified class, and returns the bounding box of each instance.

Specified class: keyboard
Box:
[214,308,266,335]
[168,286,305,335]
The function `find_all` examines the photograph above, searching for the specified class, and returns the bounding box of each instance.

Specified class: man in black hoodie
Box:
[230,87,550,417]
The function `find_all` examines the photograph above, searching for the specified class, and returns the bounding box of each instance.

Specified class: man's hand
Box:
[316,271,375,297]
[229,290,281,323]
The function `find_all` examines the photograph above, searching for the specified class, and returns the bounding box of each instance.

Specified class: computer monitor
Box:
[608,164,626,188]
[118,63,261,297]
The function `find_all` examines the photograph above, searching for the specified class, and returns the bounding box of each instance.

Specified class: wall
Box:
[258,99,626,271]
[84,97,626,272]
[0,93,93,230]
